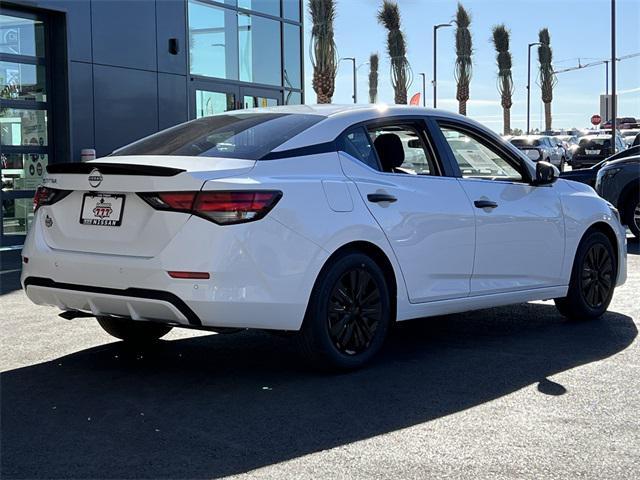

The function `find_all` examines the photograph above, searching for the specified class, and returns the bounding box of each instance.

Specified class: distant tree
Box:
[537,28,557,131]
[377,0,412,104]
[491,24,514,135]
[369,53,379,103]
[511,128,523,136]
[454,3,473,115]
[309,0,338,103]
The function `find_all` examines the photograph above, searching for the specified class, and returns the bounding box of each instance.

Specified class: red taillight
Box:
[33,186,71,211]
[168,271,210,279]
[194,191,281,224]
[158,192,197,211]
[139,190,281,225]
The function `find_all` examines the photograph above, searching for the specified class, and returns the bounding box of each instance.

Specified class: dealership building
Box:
[0,0,304,254]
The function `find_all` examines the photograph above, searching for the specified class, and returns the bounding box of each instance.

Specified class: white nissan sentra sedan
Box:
[21,105,627,369]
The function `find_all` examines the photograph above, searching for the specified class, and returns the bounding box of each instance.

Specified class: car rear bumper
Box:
[21,214,329,331]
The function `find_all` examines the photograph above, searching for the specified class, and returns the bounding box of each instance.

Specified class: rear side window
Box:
[111,113,324,160]
[340,127,380,170]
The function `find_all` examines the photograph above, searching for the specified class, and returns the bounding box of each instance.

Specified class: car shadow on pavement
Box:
[0,303,636,479]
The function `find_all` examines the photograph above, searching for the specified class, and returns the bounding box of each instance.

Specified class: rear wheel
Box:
[299,252,391,371]
[96,316,172,343]
[554,231,617,320]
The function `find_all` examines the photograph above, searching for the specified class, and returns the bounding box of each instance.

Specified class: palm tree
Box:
[369,53,379,103]
[454,3,472,115]
[377,0,412,104]
[309,0,338,104]
[537,28,557,131]
[491,24,514,135]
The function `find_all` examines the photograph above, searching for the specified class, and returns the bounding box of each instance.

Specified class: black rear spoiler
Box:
[46,162,186,177]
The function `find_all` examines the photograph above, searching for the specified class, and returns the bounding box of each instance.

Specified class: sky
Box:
[302,0,640,133]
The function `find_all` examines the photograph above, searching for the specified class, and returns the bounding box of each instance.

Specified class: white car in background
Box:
[22,105,627,370]
[509,135,566,171]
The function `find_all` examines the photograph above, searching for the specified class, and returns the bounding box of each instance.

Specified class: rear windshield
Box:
[111,113,324,160]
[580,137,610,147]
[510,138,541,147]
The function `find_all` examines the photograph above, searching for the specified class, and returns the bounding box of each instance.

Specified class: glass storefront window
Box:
[238,0,280,17]
[195,90,236,117]
[284,90,301,105]
[188,1,238,80]
[1,197,33,236]
[0,14,45,57]
[238,13,281,86]
[0,108,48,146]
[283,0,301,21]
[242,95,278,108]
[1,153,48,191]
[0,62,47,102]
[283,23,301,89]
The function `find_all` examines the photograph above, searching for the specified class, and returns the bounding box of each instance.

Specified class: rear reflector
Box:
[139,190,282,225]
[168,271,210,279]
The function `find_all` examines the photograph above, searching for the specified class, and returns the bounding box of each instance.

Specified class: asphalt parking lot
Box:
[1,238,638,479]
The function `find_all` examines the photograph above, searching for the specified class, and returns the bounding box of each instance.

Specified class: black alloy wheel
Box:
[580,243,614,309]
[327,267,382,355]
[299,251,391,370]
[554,231,617,320]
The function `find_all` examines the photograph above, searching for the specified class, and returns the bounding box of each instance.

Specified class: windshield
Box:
[111,113,324,160]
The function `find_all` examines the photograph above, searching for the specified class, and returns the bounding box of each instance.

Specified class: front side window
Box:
[367,124,437,175]
[439,126,523,182]
[112,113,323,160]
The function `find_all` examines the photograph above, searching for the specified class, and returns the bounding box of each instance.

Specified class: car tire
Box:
[298,251,392,371]
[554,231,617,321]
[622,190,640,239]
[96,316,172,343]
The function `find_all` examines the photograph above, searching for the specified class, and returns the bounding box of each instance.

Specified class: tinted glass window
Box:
[368,124,437,175]
[440,126,523,181]
[340,128,379,170]
[239,13,282,86]
[112,113,323,160]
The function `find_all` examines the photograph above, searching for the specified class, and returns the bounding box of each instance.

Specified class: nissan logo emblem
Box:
[88,168,103,188]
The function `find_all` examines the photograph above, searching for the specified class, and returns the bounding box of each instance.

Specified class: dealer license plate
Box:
[80,193,125,226]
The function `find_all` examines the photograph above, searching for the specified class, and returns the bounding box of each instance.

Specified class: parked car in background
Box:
[571,134,627,169]
[621,129,640,147]
[602,117,638,130]
[596,154,640,238]
[510,135,565,170]
[554,135,579,162]
[560,145,640,188]
[18,105,627,369]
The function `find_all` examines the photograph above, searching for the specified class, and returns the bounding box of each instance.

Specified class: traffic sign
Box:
[591,114,602,126]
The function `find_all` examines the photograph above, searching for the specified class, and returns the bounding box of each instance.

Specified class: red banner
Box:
[409,93,421,106]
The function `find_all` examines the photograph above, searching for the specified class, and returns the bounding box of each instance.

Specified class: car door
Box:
[337,120,476,303]
[432,120,565,295]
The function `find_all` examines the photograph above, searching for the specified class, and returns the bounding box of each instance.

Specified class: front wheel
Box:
[622,192,640,238]
[299,252,392,371]
[554,231,617,320]
[97,316,172,343]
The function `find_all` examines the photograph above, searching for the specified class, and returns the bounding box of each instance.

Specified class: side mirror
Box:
[532,161,558,186]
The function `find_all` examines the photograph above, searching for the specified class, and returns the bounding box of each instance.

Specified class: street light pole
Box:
[527,42,541,135]
[340,57,357,103]
[611,0,616,155]
[433,23,452,108]
[604,60,609,126]
[419,73,426,107]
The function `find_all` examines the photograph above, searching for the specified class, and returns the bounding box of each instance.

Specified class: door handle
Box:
[474,199,498,209]
[367,193,397,203]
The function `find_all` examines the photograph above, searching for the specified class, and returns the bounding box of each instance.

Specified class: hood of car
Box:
[605,154,640,169]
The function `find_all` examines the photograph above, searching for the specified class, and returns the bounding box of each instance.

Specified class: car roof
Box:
[244,104,487,151]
